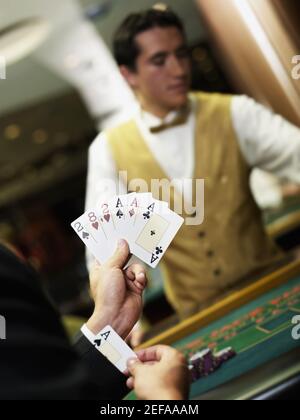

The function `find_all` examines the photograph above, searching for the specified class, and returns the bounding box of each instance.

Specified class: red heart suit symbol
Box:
[92,222,99,230]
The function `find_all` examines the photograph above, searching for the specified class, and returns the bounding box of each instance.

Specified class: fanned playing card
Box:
[71,193,183,268]
[130,207,183,268]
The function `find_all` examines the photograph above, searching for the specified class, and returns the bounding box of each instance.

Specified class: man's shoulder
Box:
[191,90,235,103]
[191,91,241,119]
[103,118,140,146]
[89,118,139,152]
[104,118,137,137]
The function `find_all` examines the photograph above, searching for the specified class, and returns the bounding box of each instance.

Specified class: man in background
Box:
[86,7,300,320]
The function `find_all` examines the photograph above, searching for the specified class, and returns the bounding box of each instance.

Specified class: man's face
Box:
[124,26,191,115]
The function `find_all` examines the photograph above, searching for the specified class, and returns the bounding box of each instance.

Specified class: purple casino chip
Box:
[189,349,215,377]
[188,365,200,382]
[215,347,236,363]
[188,347,237,383]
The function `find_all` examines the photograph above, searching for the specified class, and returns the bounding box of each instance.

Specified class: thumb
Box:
[106,239,130,269]
[127,357,142,376]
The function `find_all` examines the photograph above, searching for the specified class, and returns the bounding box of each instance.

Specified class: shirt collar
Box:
[137,94,195,130]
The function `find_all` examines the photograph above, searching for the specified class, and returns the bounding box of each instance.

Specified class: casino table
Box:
[125,260,300,400]
[265,197,300,243]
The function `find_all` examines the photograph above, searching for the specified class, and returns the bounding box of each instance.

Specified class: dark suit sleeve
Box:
[73,332,129,400]
[0,245,127,400]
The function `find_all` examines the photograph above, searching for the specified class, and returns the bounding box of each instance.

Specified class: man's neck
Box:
[141,104,172,119]
[138,97,180,119]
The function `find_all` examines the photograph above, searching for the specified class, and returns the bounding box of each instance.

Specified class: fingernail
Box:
[118,239,126,248]
[137,272,145,279]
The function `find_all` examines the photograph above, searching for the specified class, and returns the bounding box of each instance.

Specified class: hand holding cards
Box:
[71,193,183,268]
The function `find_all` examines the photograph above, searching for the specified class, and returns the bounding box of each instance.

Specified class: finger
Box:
[126,357,142,375]
[126,273,146,293]
[125,263,147,291]
[135,345,171,363]
[135,272,147,290]
[105,239,130,269]
[126,377,134,389]
[134,347,160,363]
[125,268,135,281]
[125,264,146,280]
[125,273,147,295]
[155,345,185,364]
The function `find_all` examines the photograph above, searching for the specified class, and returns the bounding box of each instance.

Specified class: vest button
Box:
[221,175,228,184]
[199,231,206,238]
[214,269,221,277]
[207,250,214,258]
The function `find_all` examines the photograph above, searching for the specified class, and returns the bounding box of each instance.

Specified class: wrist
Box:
[86,313,128,339]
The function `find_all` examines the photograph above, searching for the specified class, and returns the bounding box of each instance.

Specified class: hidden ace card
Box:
[93,325,137,373]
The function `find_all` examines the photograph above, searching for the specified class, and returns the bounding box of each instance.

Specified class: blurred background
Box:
[0,0,299,335]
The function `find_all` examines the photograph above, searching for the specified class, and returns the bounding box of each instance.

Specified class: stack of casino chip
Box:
[188,347,236,382]
[188,349,217,380]
[214,347,236,363]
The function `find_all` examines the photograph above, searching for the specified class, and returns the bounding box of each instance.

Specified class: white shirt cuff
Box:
[81,323,97,344]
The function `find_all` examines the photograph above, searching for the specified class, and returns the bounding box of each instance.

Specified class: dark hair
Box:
[113,8,186,71]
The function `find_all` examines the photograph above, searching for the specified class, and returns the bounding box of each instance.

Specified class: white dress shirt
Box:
[85,94,300,214]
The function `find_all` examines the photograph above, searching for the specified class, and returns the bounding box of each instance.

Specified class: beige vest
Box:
[105,92,283,318]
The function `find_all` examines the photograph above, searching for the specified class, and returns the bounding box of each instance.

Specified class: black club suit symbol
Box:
[155,247,163,255]
[143,212,151,220]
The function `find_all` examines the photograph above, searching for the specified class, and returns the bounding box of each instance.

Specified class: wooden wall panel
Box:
[196,0,300,125]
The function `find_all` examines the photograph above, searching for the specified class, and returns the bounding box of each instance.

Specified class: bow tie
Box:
[149,106,190,133]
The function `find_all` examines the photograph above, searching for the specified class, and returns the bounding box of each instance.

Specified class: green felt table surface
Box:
[125,275,300,400]
[264,198,300,226]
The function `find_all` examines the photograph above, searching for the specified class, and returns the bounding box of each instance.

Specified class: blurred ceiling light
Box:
[32,129,48,144]
[152,3,168,12]
[4,124,21,140]
[0,17,50,65]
